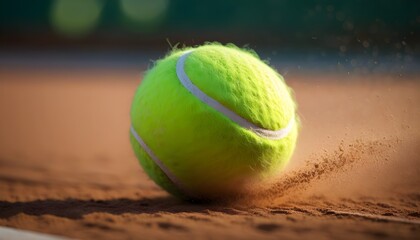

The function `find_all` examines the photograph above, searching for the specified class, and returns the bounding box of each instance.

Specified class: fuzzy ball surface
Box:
[130,44,299,200]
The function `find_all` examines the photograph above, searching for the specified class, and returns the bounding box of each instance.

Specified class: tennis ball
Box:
[130,44,299,200]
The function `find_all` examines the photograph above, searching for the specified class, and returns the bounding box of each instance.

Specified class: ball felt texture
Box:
[130,44,299,199]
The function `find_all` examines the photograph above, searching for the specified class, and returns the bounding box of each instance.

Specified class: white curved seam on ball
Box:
[176,50,295,140]
[130,125,196,197]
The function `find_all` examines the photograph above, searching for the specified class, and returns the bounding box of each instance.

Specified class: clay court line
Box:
[0,226,70,240]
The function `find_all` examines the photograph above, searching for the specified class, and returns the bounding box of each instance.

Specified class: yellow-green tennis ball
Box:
[130,44,299,200]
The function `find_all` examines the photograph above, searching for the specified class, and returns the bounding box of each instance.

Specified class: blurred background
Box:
[0,0,419,74]
[0,0,419,168]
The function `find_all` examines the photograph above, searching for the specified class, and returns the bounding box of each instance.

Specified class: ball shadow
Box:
[0,196,224,220]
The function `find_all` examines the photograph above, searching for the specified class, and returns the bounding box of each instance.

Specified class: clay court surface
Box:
[0,68,419,239]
